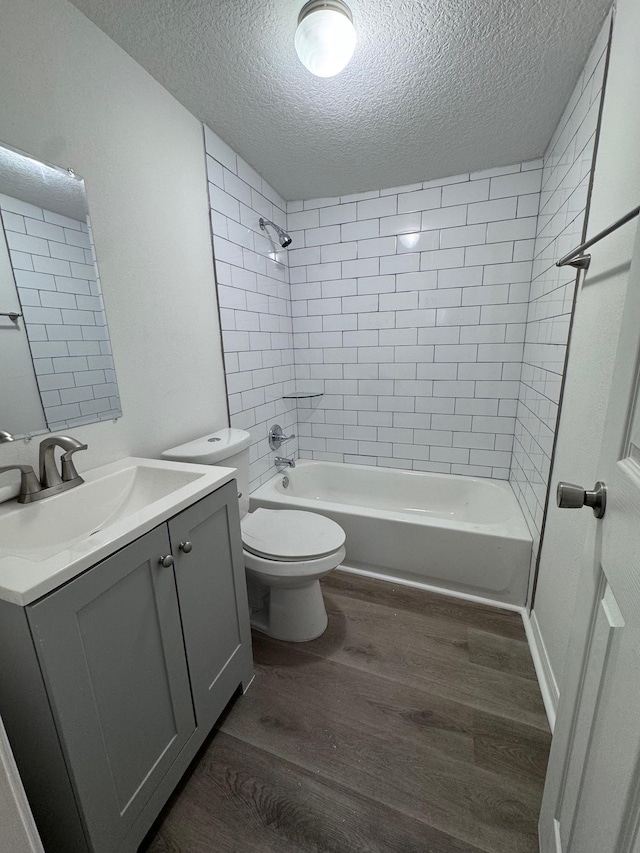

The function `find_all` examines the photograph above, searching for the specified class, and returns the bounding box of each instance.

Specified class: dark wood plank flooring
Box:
[142,572,551,853]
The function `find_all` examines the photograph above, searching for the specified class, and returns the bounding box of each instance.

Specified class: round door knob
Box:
[158,554,174,568]
[179,541,193,553]
[557,481,606,519]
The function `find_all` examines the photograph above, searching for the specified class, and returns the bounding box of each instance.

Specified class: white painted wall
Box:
[0,0,227,482]
[532,0,640,703]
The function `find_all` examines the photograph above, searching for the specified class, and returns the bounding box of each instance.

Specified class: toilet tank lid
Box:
[161,428,251,465]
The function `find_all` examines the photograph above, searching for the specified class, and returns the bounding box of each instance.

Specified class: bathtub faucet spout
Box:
[275,456,295,469]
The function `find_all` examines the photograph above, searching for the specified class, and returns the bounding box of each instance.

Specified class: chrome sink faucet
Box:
[0,435,88,504]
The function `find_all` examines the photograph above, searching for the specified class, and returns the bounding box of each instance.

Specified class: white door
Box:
[539,219,640,852]
[0,716,44,853]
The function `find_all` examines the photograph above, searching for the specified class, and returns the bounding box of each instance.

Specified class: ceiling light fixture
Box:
[294,0,356,78]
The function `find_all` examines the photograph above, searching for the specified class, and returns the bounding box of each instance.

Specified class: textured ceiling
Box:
[68,0,612,200]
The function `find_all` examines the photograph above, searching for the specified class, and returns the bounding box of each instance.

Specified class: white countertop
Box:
[0,457,236,606]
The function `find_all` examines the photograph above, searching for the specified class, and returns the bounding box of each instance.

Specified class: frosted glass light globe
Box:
[295,2,356,78]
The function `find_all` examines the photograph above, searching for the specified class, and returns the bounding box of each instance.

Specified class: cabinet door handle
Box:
[179,541,193,553]
[158,554,174,568]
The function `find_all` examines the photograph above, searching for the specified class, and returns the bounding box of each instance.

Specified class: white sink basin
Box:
[0,457,235,606]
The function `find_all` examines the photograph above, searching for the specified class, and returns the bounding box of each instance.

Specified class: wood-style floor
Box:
[142,571,551,853]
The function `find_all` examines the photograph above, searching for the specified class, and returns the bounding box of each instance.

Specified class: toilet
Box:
[161,428,346,642]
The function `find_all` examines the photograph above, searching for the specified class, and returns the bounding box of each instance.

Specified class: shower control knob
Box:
[269,423,296,450]
[557,481,607,519]
[158,554,174,568]
[179,541,193,553]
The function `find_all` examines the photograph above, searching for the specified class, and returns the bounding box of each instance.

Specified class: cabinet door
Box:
[169,481,253,730]
[27,525,195,853]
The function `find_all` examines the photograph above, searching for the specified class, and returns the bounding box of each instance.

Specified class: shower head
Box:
[259,217,292,248]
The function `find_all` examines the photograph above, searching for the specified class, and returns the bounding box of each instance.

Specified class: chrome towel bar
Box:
[556,204,640,270]
[0,311,21,321]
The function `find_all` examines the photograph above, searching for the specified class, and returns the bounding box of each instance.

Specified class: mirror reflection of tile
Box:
[0,144,121,435]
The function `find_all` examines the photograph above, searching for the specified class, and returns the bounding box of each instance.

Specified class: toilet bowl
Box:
[243,507,345,641]
[161,428,346,642]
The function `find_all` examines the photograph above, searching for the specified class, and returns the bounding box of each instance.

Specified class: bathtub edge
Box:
[335,564,526,614]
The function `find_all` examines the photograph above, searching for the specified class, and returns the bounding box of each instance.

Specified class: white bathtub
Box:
[250,460,532,606]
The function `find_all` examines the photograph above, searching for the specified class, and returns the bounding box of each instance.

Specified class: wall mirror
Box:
[0,142,121,438]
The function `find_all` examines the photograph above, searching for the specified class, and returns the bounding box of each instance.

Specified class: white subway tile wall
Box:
[510,19,609,561]
[0,195,121,430]
[287,163,543,479]
[204,126,297,491]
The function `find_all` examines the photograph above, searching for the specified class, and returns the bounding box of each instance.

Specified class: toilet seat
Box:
[241,508,345,562]
[243,544,347,579]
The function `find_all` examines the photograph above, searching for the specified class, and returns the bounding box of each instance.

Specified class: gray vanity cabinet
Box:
[0,480,253,853]
[169,481,250,731]
[27,524,195,853]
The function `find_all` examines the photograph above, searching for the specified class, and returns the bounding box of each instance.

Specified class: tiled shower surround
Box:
[287,164,542,479]
[204,127,298,490]
[205,18,608,543]
[510,20,609,556]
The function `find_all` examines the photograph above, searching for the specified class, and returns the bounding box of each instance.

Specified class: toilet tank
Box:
[161,428,251,517]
